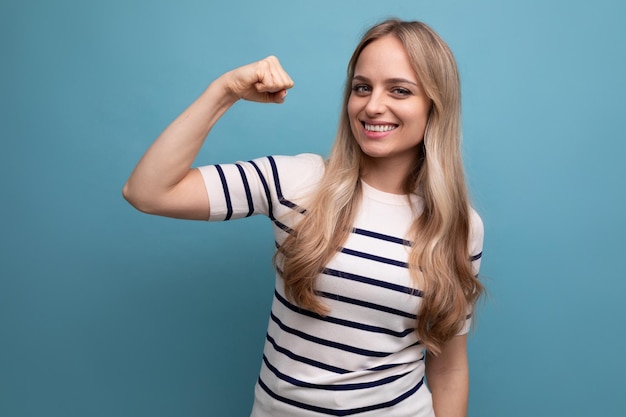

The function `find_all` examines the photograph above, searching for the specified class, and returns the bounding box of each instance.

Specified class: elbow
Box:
[122,181,152,214]
[122,182,132,203]
[122,182,139,210]
[122,181,175,216]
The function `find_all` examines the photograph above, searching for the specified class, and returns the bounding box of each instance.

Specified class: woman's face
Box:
[347,35,431,170]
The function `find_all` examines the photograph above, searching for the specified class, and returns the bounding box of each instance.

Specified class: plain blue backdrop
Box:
[2,0,625,416]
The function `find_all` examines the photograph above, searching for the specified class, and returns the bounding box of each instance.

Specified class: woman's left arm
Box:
[425,334,469,417]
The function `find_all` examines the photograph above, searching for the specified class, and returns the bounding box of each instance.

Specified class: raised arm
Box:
[122,56,294,220]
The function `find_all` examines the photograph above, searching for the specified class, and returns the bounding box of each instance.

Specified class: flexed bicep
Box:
[123,56,293,220]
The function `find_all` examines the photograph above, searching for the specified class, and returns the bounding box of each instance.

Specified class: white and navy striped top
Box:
[198,153,484,417]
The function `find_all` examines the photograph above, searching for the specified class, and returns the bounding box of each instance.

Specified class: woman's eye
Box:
[352,85,370,94]
[392,87,412,96]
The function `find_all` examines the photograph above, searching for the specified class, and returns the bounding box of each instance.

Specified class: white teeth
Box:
[364,123,397,132]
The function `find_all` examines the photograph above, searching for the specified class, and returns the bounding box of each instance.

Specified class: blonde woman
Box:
[124,19,484,417]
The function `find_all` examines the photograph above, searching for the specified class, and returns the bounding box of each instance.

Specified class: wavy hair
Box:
[275,19,483,355]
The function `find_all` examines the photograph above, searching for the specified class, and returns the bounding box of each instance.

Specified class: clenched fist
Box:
[220,56,294,104]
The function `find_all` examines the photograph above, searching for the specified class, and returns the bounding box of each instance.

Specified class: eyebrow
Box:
[352,75,419,87]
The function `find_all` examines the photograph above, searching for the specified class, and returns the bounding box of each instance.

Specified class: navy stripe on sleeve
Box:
[470,252,483,262]
[214,165,233,221]
[267,155,307,213]
[273,220,293,234]
[249,159,274,220]
[235,163,254,217]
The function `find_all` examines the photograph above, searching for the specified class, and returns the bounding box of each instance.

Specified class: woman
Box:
[124,18,484,417]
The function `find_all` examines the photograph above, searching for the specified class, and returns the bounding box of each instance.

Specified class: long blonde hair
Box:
[275,19,483,355]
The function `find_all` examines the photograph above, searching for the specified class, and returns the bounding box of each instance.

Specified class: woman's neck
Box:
[360,156,416,195]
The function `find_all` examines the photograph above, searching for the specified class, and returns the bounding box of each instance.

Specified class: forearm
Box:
[122,78,236,210]
[425,335,469,417]
[427,362,468,417]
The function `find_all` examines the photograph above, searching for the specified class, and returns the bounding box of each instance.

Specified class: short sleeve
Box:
[457,208,484,335]
[468,208,484,276]
[196,153,324,222]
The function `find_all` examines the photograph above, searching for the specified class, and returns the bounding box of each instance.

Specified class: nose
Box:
[364,90,386,116]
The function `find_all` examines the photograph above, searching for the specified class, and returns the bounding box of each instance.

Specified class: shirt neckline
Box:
[360,180,416,206]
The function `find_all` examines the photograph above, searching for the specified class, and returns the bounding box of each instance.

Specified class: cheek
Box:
[346,96,358,119]
[346,99,363,138]
[404,102,430,126]
[418,99,432,121]
[347,99,364,131]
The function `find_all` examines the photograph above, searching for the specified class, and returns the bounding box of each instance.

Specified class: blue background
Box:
[2,0,625,416]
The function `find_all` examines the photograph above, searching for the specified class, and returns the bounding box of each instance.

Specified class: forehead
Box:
[353,35,418,82]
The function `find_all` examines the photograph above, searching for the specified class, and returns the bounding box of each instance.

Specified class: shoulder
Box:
[252,154,325,204]
[200,153,324,188]
[270,153,325,173]
[270,153,326,187]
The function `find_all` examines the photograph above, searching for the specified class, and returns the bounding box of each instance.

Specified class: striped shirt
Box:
[198,153,484,417]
